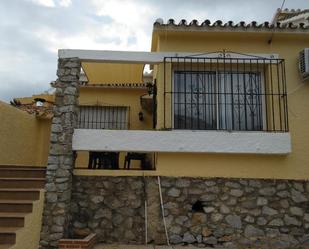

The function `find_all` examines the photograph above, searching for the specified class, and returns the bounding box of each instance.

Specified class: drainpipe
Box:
[143,174,148,244]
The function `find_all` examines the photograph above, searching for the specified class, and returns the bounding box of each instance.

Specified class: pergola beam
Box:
[58,49,278,64]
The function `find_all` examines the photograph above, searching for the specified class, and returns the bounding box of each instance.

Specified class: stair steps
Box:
[0,189,41,201]
[0,166,46,248]
[0,227,19,244]
[0,167,45,179]
[0,245,14,249]
[0,178,45,189]
[0,213,28,227]
[0,200,33,213]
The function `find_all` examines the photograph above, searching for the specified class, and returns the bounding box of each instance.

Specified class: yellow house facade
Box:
[149,19,309,180]
[4,13,309,180]
[70,14,309,181]
[2,8,309,249]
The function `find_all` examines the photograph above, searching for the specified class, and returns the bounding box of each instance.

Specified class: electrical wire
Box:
[268,0,287,44]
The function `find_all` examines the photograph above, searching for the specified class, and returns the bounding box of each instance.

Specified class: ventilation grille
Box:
[299,48,309,80]
[299,50,305,74]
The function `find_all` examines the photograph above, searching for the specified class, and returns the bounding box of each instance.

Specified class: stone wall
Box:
[71,176,309,248]
[160,177,309,248]
[71,176,146,243]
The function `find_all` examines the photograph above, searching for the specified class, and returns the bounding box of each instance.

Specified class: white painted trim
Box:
[58,49,279,64]
[72,129,291,154]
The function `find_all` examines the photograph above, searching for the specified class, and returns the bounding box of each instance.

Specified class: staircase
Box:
[0,166,45,249]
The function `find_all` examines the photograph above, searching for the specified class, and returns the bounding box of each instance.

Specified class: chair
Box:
[124,152,147,170]
[88,152,102,169]
[99,152,119,169]
[88,151,119,169]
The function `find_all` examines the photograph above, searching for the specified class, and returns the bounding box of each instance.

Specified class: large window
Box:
[173,71,263,131]
[78,106,128,129]
[164,56,288,132]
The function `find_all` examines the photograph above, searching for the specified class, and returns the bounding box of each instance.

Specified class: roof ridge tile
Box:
[153,18,309,32]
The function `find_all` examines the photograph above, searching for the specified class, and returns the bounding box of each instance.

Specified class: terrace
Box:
[57,49,291,172]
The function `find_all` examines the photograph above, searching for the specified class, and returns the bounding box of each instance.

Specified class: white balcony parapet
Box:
[72,129,291,154]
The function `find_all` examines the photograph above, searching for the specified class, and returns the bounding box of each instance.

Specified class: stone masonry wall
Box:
[160,177,309,248]
[71,176,145,243]
[40,58,81,248]
[71,176,309,248]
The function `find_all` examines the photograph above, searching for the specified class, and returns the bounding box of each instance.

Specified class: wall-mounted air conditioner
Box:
[299,48,309,81]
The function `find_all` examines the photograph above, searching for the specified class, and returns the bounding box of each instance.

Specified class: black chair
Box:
[88,151,119,169]
[88,151,102,169]
[99,152,119,169]
[124,152,147,170]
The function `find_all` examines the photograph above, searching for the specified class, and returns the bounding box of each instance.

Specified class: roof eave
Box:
[153,25,309,35]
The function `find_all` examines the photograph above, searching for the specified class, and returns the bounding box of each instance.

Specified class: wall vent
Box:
[299,48,309,81]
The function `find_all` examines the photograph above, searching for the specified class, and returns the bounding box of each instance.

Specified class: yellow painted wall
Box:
[0,101,50,166]
[12,190,44,249]
[148,30,309,180]
[82,62,144,84]
[75,87,152,168]
[37,119,52,165]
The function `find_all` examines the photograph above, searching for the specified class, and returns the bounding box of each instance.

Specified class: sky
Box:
[0,0,307,102]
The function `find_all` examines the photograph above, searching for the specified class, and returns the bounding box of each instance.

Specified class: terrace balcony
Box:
[65,50,291,172]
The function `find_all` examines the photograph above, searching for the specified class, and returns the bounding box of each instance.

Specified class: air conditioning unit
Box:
[299,48,309,81]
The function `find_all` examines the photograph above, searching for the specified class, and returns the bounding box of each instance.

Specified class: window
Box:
[78,106,128,129]
[164,55,288,132]
[173,71,263,131]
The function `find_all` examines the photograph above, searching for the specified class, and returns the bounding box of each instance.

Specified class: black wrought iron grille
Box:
[163,56,288,132]
[78,106,129,129]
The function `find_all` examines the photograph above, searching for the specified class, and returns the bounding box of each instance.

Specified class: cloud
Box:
[29,0,55,7]
[29,0,72,8]
[59,0,72,7]
[0,0,308,102]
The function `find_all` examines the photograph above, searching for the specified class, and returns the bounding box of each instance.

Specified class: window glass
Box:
[174,71,216,130]
[218,72,263,131]
[174,71,263,131]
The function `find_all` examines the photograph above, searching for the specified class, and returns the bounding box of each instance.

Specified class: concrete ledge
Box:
[72,129,291,154]
[74,169,158,176]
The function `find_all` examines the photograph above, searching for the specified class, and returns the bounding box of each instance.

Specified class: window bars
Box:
[163,56,288,132]
[78,106,129,130]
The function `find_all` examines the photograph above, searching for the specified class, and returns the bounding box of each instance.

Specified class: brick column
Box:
[40,58,81,248]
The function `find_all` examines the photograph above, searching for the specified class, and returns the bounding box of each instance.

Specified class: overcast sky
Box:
[0,0,307,102]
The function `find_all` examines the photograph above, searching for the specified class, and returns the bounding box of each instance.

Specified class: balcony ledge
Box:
[72,129,291,155]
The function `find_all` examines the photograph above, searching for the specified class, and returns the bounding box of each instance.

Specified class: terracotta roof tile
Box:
[153,18,309,31]
[16,104,54,119]
[81,83,148,89]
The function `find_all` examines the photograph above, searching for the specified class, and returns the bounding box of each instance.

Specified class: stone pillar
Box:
[40,58,81,248]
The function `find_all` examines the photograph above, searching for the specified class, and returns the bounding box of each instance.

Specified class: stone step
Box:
[0,167,45,179]
[0,200,33,213]
[0,227,19,244]
[0,189,40,201]
[0,244,13,249]
[0,213,27,227]
[0,178,45,189]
